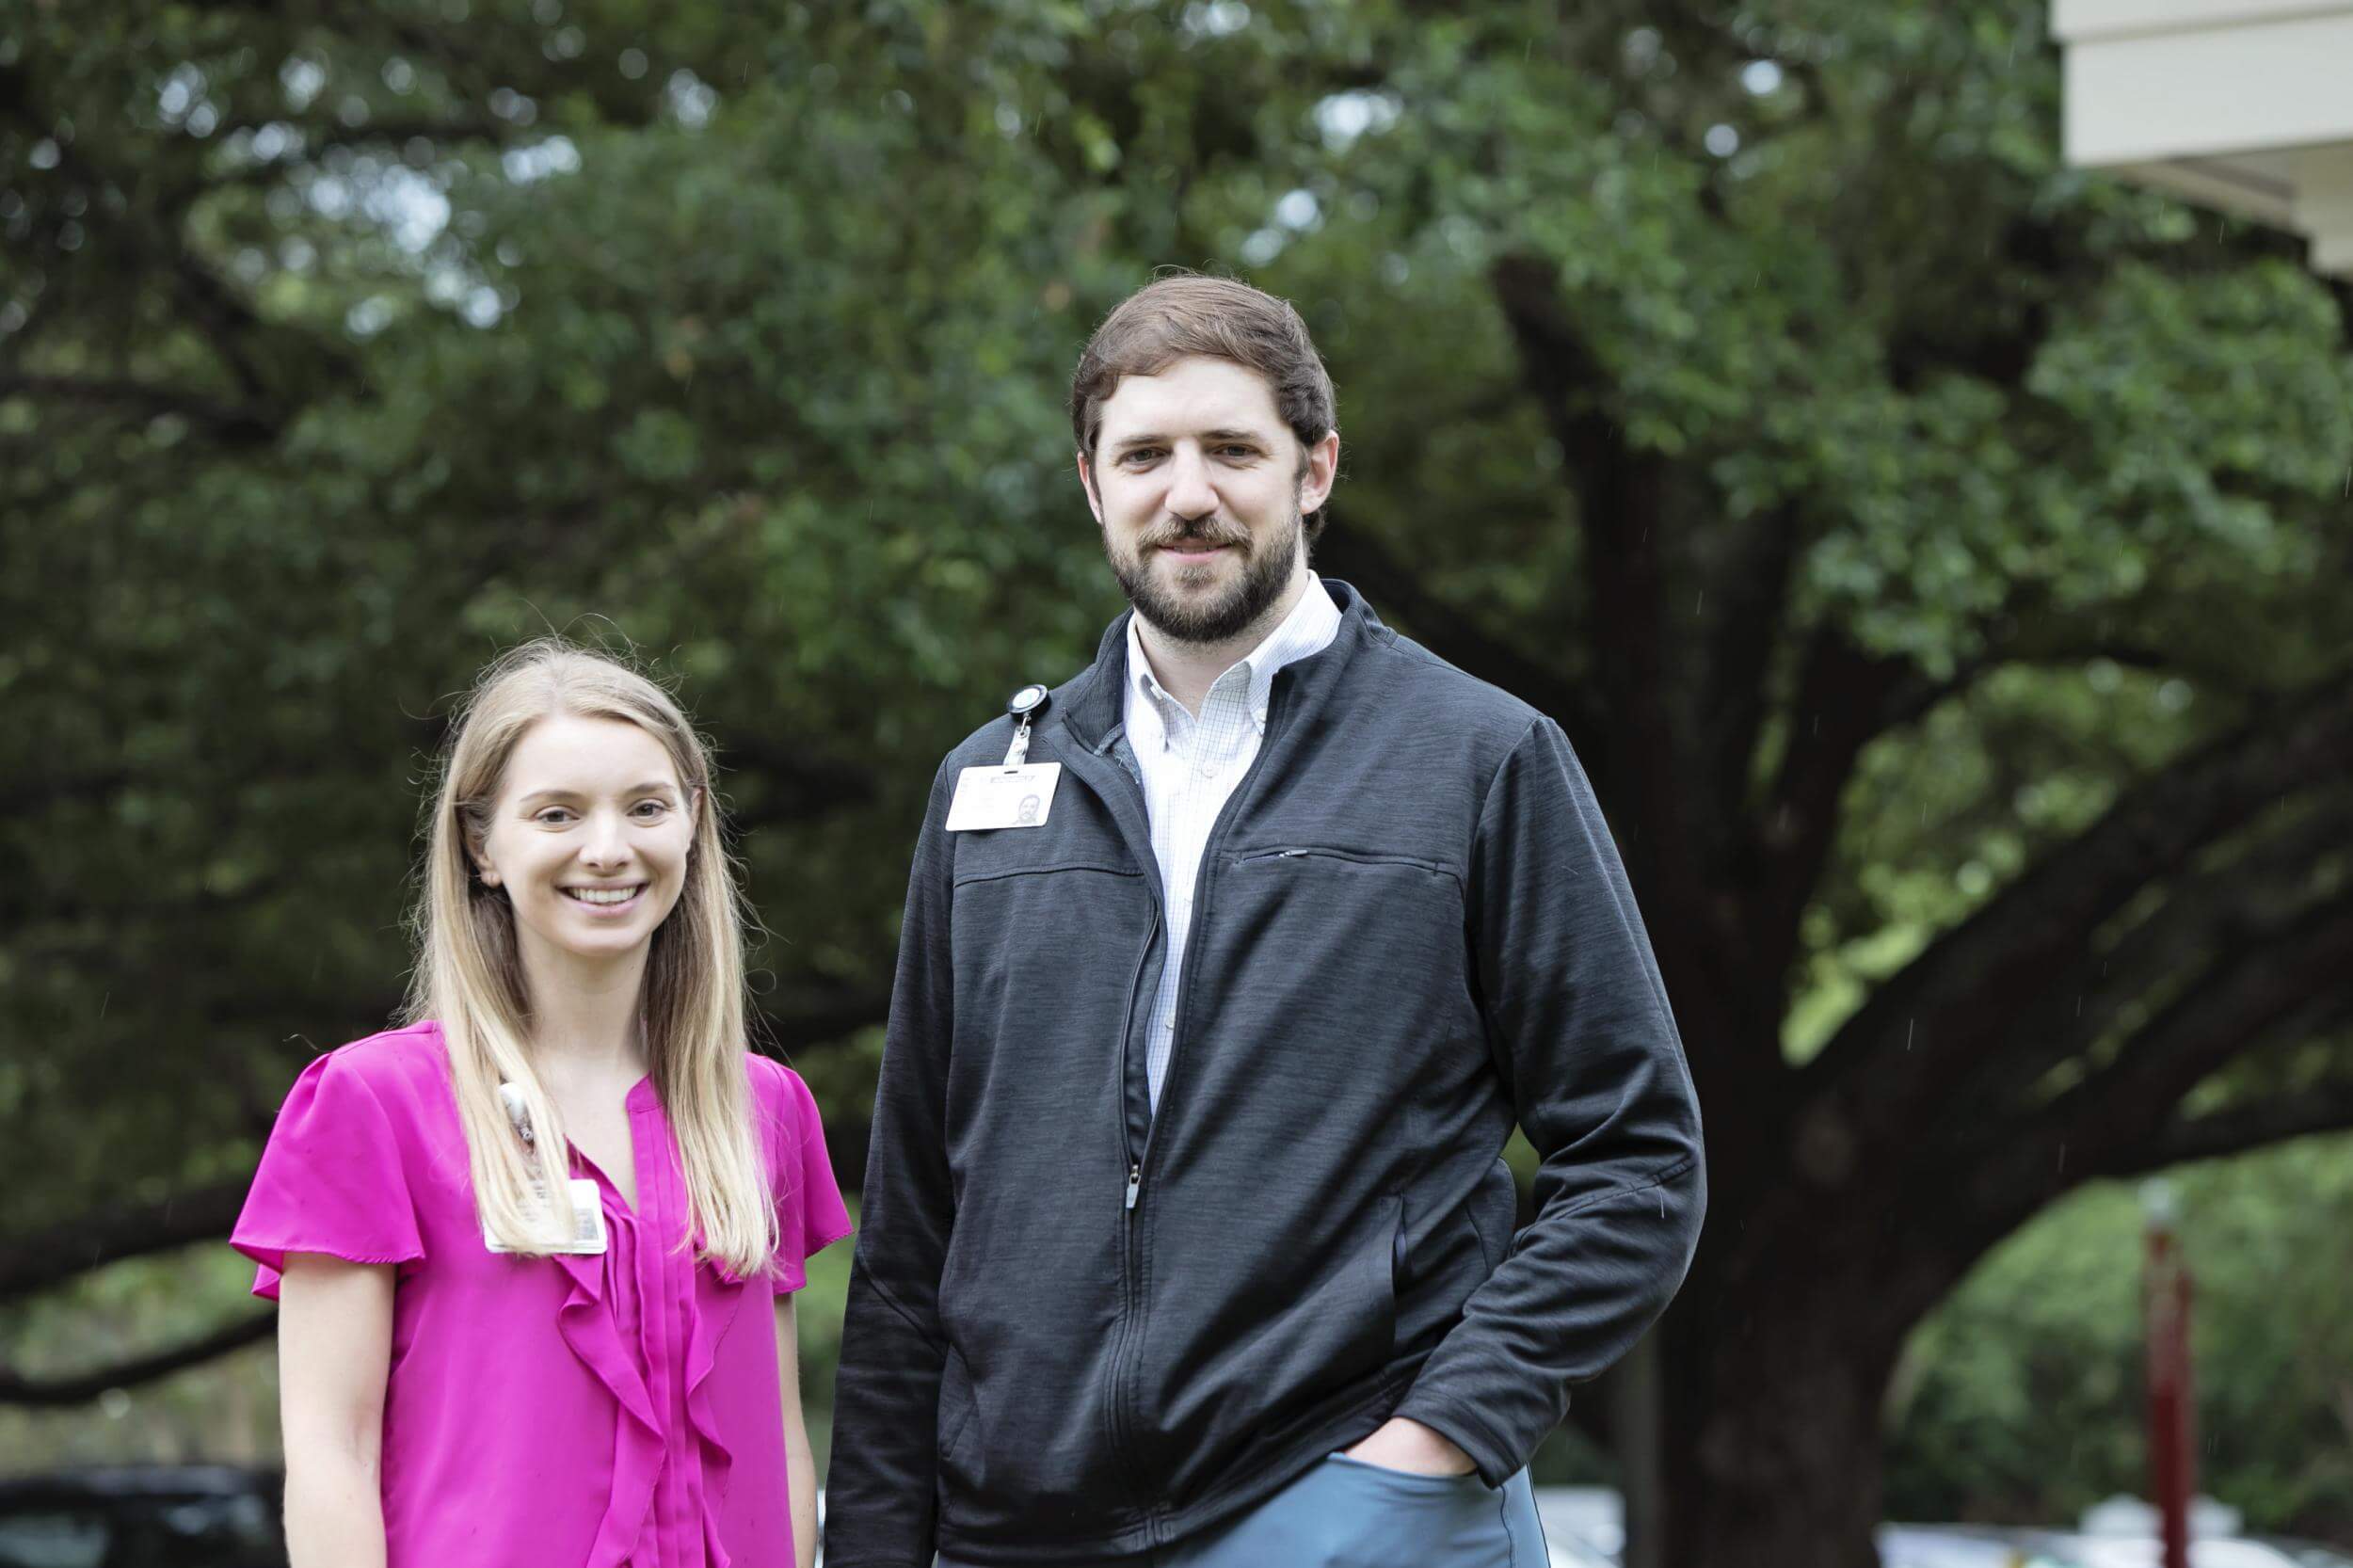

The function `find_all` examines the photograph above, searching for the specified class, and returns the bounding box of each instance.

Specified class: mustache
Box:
[1143,520,1250,552]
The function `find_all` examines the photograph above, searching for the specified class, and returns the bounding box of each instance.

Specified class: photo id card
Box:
[946,763,1063,832]
[484,1176,608,1256]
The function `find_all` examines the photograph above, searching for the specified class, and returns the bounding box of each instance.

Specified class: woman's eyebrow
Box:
[513,782,676,806]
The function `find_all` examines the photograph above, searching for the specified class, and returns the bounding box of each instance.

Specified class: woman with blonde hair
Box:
[232,639,850,1568]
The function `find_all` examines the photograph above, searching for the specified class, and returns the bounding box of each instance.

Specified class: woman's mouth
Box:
[562,883,647,914]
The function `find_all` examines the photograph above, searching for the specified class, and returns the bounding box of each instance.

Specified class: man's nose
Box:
[1164,447,1218,521]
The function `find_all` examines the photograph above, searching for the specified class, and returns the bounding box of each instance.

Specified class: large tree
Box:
[5,2,2349,1562]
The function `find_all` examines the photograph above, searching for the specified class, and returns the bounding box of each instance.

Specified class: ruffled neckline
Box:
[550,1087,757,1568]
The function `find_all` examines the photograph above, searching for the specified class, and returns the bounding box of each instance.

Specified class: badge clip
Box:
[947,684,1062,832]
[1002,682,1049,770]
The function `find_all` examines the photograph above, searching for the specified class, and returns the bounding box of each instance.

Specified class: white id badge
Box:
[484,1176,608,1255]
[945,762,1063,832]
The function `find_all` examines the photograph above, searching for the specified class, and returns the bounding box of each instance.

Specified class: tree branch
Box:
[5,984,884,1306]
[1740,595,2245,1013]
[1698,502,1804,829]
[1485,255,1669,733]
[717,740,878,835]
[2053,904,2353,1154]
[1486,249,1811,1148]
[0,1313,276,1408]
[0,1179,253,1304]
[1312,524,1606,761]
[0,376,279,441]
[2103,1075,2353,1177]
[1945,795,2353,1124]
[1746,625,1936,1001]
[211,113,513,152]
[1800,672,2353,1143]
[1485,252,1694,883]
[1955,899,2353,1237]
[757,985,891,1053]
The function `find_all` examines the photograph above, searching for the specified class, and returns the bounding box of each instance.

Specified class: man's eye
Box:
[1122,449,1162,464]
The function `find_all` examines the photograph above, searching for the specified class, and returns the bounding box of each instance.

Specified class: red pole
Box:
[2145,1184,2197,1568]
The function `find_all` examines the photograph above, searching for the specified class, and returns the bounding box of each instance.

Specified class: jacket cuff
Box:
[1389,1392,1521,1490]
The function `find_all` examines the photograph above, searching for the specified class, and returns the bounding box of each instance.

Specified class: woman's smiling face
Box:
[472,712,696,975]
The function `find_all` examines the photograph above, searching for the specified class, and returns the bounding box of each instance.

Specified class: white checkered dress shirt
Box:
[1124,576,1344,1112]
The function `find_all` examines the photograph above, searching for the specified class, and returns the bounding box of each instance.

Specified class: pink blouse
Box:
[231,1021,852,1568]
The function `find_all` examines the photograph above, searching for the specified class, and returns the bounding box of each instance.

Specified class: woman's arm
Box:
[775,1296,819,1568]
[277,1254,396,1568]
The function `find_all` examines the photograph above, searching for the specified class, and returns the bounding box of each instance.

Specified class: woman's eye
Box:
[535,808,574,825]
[632,800,668,818]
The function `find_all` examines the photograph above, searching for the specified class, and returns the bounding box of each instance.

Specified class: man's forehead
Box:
[1096,355,1286,440]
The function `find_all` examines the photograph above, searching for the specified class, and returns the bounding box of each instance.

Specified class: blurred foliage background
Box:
[3,0,2348,1560]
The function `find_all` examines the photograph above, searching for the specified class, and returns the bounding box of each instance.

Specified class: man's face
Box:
[1080,355,1337,645]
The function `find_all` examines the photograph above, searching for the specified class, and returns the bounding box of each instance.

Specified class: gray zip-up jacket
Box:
[825,582,1705,1566]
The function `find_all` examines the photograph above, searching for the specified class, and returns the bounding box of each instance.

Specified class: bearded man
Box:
[824,273,1705,1568]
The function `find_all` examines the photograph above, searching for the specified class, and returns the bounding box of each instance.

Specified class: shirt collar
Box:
[1126,573,1343,737]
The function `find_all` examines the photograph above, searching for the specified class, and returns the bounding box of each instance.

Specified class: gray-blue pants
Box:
[936,1455,1549,1568]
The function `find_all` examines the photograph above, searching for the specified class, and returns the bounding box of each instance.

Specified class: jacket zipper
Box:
[1101,862,1160,1508]
[1106,692,1308,1544]
[1105,685,1290,1537]
[1135,681,1290,1188]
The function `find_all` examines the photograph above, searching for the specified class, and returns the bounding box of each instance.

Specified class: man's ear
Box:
[1077,450,1106,527]
[1299,429,1340,516]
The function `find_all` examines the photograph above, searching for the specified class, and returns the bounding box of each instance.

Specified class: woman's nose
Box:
[578,813,632,869]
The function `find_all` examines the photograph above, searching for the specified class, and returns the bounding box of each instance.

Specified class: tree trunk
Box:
[1655,1252,1910,1568]
[1613,1330,1666,1568]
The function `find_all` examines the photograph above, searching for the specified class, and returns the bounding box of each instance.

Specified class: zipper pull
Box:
[1125,1161,1143,1210]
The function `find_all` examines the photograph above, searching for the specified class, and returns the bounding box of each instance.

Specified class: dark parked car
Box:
[0,1467,284,1568]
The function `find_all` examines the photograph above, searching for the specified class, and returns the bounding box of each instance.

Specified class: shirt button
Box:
[1198,762,1219,779]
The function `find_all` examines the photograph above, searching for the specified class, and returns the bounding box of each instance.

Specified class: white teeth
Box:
[566,886,640,905]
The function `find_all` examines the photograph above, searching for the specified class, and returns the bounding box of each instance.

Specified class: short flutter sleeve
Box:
[757,1060,853,1294]
[232,1049,425,1301]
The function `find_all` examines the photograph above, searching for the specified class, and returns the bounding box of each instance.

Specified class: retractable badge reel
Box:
[482,1082,608,1256]
[946,683,1064,831]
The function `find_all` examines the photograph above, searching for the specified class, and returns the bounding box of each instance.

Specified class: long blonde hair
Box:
[401,639,776,1276]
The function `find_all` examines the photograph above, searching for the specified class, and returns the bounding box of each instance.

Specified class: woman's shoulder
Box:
[275,1019,453,1132]
[742,1051,824,1158]
[318,1018,449,1084]
[743,1049,816,1110]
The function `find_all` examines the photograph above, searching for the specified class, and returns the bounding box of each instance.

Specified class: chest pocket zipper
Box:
[1231,846,1464,887]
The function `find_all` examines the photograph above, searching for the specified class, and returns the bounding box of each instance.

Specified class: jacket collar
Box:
[1057,578,1383,754]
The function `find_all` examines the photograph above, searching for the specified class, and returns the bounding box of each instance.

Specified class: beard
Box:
[1109,499,1303,647]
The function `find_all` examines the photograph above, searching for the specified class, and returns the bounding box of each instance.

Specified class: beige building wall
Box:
[2054,0,2353,274]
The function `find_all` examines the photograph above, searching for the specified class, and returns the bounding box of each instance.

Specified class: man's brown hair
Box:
[1069,272,1337,536]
